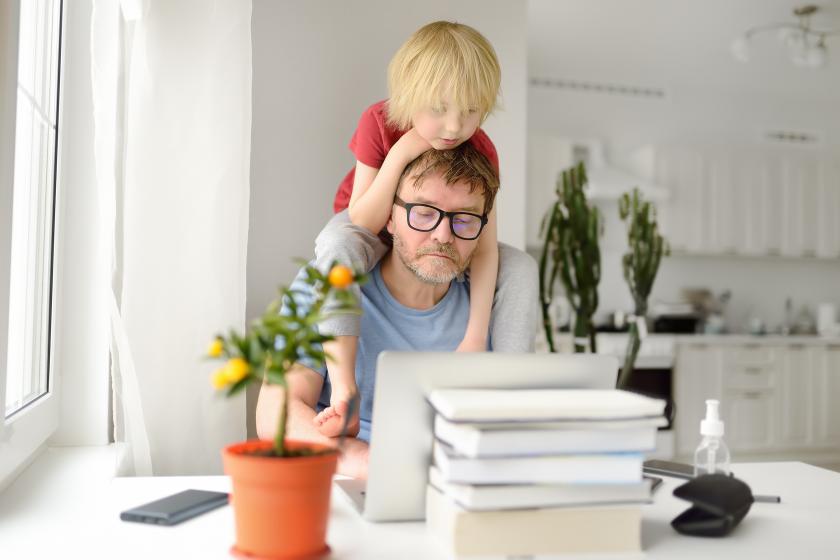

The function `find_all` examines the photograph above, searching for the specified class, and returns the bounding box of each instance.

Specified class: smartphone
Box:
[643,459,697,480]
[120,489,229,526]
[643,474,664,493]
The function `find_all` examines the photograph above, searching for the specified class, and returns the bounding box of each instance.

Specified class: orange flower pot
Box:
[222,439,338,559]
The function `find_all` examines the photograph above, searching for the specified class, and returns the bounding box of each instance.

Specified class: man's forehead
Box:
[404,173,484,212]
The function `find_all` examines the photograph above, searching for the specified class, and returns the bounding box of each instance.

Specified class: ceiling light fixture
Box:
[731,4,838,68]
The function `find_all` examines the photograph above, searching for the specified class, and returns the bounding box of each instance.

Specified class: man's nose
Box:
[430,215,454,243]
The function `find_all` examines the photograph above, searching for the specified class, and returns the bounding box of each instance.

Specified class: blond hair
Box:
[397,143,500,214]
[386,21,501,131]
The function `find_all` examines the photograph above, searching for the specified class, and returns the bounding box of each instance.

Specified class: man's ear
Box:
[386,199,397,235]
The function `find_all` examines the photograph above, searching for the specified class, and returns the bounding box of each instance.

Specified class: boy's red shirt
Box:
[333,100,499,214]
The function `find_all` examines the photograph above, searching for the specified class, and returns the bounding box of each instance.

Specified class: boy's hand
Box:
[391,128,433,165]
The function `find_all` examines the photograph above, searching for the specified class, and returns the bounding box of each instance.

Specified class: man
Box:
[256,144,537,478]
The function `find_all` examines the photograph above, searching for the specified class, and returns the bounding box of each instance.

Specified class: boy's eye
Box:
[432,106,446,114]
[467,108,478,114]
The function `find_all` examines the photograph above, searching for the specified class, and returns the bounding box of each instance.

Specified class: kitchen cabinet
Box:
[675,339,840,461]
[654,147,838,259]
[780,157,820,258]
[721,345,778,451]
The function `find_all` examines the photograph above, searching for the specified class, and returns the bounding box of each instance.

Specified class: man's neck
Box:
[379,252,451,310]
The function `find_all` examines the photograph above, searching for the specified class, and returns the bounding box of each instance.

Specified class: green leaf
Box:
[226,376,252,397]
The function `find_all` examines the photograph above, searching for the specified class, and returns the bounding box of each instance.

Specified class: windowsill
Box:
[0,445,116,527]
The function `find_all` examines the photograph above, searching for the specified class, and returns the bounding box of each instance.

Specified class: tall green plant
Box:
[617,188,669,388]
[539,162,602,353]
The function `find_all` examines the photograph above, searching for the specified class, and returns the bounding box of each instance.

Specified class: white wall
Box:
[249,0,528,320]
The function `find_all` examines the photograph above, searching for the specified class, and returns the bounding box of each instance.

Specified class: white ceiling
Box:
[528,0,840,103]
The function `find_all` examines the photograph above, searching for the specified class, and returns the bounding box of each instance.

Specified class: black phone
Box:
[643,474,664,493]
[120,489,229,526]
[643,459,697,480]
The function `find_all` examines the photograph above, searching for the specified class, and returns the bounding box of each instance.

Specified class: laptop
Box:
[335,351,618,521]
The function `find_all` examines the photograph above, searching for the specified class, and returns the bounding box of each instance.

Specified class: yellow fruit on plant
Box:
[207,338,223,358]
[224,357,250,383]
[211,369,229,389]
[328,265,353,289]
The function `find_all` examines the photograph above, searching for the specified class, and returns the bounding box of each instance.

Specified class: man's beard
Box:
[392,232,472,285]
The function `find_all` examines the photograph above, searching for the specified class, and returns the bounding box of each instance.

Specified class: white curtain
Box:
[91,0,250,475]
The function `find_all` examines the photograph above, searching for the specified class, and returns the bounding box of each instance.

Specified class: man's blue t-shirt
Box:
[304,262,472,441]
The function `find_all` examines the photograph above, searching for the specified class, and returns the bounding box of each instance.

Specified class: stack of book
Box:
[425,388,666,557]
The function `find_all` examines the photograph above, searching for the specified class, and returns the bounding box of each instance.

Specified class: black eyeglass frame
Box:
[393,196,488,240]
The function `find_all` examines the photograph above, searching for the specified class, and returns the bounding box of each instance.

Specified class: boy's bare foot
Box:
[313,399,360,438]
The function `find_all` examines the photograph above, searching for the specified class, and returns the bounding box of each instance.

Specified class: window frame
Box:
[0,0,65,491]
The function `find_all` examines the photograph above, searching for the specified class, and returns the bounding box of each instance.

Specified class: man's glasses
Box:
[393,196,487,241]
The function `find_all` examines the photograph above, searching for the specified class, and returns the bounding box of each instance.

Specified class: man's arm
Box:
[255,363,369,479]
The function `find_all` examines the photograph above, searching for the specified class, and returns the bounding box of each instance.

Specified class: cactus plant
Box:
[539,162,602,353]
[617,188,669,388]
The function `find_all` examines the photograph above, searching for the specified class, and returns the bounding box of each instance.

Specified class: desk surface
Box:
[1,448,839,559]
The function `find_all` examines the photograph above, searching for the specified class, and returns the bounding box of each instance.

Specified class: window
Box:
[0,0,64,487]
[3,0,62,418]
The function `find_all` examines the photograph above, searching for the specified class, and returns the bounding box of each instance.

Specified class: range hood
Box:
[573,141,669,202]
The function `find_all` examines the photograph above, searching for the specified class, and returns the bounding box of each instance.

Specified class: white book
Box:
[433,441,644,484]
[428,466,651,511]
[435,416,667,431]
[426,485,642,556]
[435,415,659,458]
[428,388,666,423]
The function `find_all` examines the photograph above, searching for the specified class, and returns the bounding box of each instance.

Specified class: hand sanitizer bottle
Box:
[693,399,730,477]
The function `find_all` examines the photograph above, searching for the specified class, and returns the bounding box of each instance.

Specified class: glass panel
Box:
[5,0,61,418]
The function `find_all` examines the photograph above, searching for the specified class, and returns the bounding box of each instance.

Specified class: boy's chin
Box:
[432,139,463,150]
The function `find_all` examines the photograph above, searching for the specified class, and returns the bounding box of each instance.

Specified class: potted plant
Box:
[207,261,364,559]
[617,188,669,389]
[539,161,603,353]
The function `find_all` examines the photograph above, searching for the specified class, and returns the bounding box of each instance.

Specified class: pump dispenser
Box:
[694,399,730,476]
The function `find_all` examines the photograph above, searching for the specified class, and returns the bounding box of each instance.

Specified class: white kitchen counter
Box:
[672,334,840,346]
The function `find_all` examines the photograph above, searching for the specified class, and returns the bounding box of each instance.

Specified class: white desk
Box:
[1,448,839,559]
